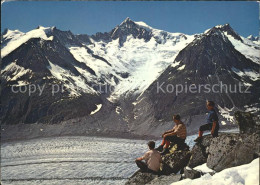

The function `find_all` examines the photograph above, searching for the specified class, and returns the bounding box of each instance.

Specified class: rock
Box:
[188,135,213,168]
[207,133,260,172]
[188,112,260,172]
[183,167,201,179]
[125,170,157,185]
[161,144,191,174]
[234,111,260,134]
[146,174,181,185]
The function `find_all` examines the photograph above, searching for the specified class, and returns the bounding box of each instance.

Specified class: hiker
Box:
[155,115,187,155]
[135,141,162,174]
[194,101,219,142]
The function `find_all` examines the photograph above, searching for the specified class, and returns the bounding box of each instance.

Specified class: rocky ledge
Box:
[125,111,260,184]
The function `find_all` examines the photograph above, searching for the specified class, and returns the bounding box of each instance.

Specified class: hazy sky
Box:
[1,1,259,37]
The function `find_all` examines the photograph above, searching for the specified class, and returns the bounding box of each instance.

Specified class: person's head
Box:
[206,101,215,110]
[147,141,155,150]
[173,114,181,124]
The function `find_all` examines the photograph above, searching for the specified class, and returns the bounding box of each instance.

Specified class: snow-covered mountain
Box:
[247,34,259,42]
[1,18,259,137]
[128,24,260,135]
[67,17,195,101]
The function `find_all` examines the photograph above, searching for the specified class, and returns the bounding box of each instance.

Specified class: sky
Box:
[1,1,259,37]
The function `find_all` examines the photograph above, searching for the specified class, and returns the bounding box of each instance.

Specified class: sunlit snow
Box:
[172,158,259,185]
[2,27,54,58]
[90,104,102,115]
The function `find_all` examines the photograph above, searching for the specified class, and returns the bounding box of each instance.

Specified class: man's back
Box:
[143,149,162,172]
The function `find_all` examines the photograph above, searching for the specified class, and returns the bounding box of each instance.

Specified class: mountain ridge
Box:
[1,18,259,139]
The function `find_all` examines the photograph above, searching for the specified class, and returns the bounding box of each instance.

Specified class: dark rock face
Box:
[75,34,92,45]
[91,17,152,46]
[110,17,152,45]
[1,36,102,125]
[210,24,243,42]
[207,133,260,172]
[183,168,201,179]
[188,135,213,168]
[234,111,260,134]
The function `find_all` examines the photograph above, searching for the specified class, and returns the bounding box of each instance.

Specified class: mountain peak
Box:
[119,17,135,27]
[205,23,242,41]
[214,23,231,29]
[107,17,152,44]
[125,17,131,21]
[214,23,235,34]
[121,17,132,23]
[247,35,259,41]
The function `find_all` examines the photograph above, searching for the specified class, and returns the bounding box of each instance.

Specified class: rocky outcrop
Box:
[207,133,259,172]
[127,131,259,184]
[161,145,191,175]
[187,135,213,168]
[187,132,259,173]
[127,111,259,184]
[234,111,260,134]
[188,112,260,172]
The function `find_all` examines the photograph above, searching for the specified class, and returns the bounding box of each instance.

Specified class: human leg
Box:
[135,160,148,172]
[194,123,212,142]
[165,135,185,150]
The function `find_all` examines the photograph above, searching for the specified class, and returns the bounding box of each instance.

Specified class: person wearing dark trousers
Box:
[194,101,219,142]
[155,115,187,155]
[135,141,162,174]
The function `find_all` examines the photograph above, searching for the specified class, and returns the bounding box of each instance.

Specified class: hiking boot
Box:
[160,148,169,155]
[194,137,202,143]
[155,145,163,152]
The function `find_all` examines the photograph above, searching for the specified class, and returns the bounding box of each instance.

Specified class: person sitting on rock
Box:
[194,101,219,142]
[135,141,162,174]
[155,115,187,155]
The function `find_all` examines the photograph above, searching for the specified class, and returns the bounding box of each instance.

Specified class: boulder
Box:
[234,111,260,134]
[125,170,157,185]
[188,135,213,168]
[183,167,201,179]
[161,143,191,175]
[207,133,260,172]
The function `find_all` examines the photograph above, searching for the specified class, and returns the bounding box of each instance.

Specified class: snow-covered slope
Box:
[172,158,259,185]
[225,33,260,65]
[69,18,195,101]
[1,26,54,58]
